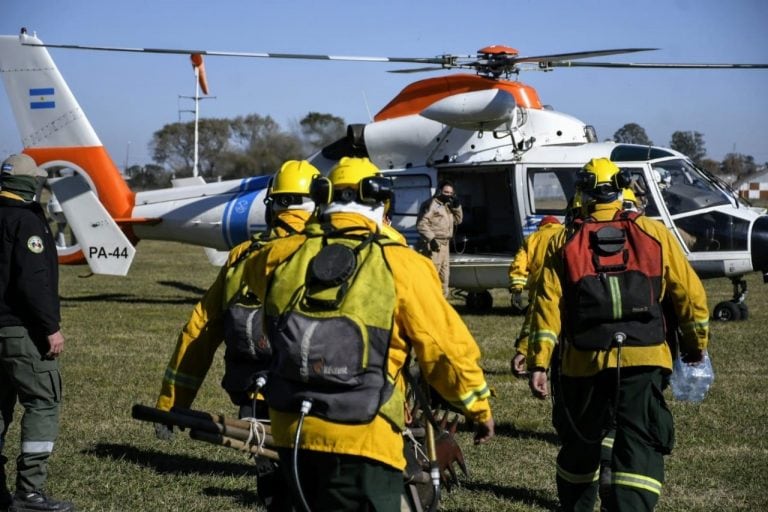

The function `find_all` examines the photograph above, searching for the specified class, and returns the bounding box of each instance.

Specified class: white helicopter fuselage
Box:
[132,177,270,250]
[317,88,768,304]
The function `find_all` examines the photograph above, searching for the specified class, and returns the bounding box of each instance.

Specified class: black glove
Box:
[682,348,704,364]
[429,239,440,252]
[449,197,460,209]
[511,291,525,312]
[154,423,174,441]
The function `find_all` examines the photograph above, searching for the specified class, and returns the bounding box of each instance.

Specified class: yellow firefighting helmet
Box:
[575,158,632,203]
[622,188,637,204]
[310,157,393,205]
[328,157,378,188]
[269,160,320,196]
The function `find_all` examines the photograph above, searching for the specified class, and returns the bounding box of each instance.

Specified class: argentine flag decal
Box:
[30,88,55,109]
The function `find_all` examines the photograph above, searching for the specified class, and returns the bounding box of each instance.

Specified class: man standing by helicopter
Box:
[416,181,463,297]
[527,158,710,512]
[0,154,74,512]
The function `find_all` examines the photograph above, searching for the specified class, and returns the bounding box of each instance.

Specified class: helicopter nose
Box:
[751,215,768,282]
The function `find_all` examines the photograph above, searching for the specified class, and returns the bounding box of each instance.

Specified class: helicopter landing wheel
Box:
[738,302,749,320]
[713,301,741,322]
[466,291,493,311]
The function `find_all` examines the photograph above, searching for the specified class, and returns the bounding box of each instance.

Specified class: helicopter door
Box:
[436,165,520,254]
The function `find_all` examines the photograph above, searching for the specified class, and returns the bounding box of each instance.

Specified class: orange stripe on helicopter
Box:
[114,217,161,226]
[24,146,135,218]
[24,146,139,265]
[374,74,542,122]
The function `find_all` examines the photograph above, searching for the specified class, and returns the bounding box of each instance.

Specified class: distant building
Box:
[738,168,768,201]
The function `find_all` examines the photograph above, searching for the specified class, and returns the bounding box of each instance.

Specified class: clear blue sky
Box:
[1,0,767,167]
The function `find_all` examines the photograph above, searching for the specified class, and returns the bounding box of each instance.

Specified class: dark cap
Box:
[1,154,47,178]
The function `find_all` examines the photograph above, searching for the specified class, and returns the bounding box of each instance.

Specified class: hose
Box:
[248,374,268,421]
[293,399,313,512]
[600,332,626,509]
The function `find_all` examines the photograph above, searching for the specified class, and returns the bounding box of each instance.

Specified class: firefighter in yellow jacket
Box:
[528,158,709,512]
[507,215,564,376]
[155,160,320,417]
[242,157,494,511]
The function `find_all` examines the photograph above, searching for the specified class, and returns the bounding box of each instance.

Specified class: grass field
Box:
[3,240,767,511]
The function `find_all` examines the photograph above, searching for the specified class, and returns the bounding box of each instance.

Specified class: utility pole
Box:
[178,90,214,178]
[123,141,131,176]
[179,54,214,178]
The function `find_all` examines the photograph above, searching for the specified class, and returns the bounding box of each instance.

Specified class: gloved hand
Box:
[154,423,174,441]
[510,291,525,313]
[429,239,440,252]
[682,348,704,364]
[449,197,461,209]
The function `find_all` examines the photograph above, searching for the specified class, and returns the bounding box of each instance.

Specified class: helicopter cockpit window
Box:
[623,168,661,217]
[674,211,749,252]
[652,159,729,215]
[384,174,431,219]
[527,168,572,215]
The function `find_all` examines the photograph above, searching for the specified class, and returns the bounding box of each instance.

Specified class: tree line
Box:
[612,123,763,186]
[127,112,345,190]
[127,115,765,190]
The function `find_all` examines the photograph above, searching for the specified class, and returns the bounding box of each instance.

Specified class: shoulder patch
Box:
[27,235,44,254]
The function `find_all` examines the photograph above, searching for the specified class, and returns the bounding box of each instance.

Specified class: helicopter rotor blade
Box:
[511,47,658,64]
[23,40,768,73]
[543,61,768,69]
[388,66,454,74]
[21,40,465,66]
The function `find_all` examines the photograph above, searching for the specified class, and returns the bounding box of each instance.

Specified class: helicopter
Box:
[1,30,767,321]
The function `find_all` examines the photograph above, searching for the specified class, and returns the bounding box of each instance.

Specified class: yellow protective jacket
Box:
[381,223,407,245]
[510,223,565,356]
[156,210,311,411]
[528,202,709,377]
[243,212,492,471]
[508,223,565,293]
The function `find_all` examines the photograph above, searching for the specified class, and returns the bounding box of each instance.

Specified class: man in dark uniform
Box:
[0,154,73,512]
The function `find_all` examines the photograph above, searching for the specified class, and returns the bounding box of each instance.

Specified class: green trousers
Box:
[552,367,674,512]
[275,448,403,512]
[0,326,62,493]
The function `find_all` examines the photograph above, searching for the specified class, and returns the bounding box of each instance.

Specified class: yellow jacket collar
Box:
[325,212,381,233]
[0,190,25,201]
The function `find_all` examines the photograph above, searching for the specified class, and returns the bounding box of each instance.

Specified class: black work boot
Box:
[9,491,74,512]
[0,459,11,510]
[0,488,11,511]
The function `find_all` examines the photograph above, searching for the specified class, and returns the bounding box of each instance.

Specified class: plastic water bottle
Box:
[670,352,714,403]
